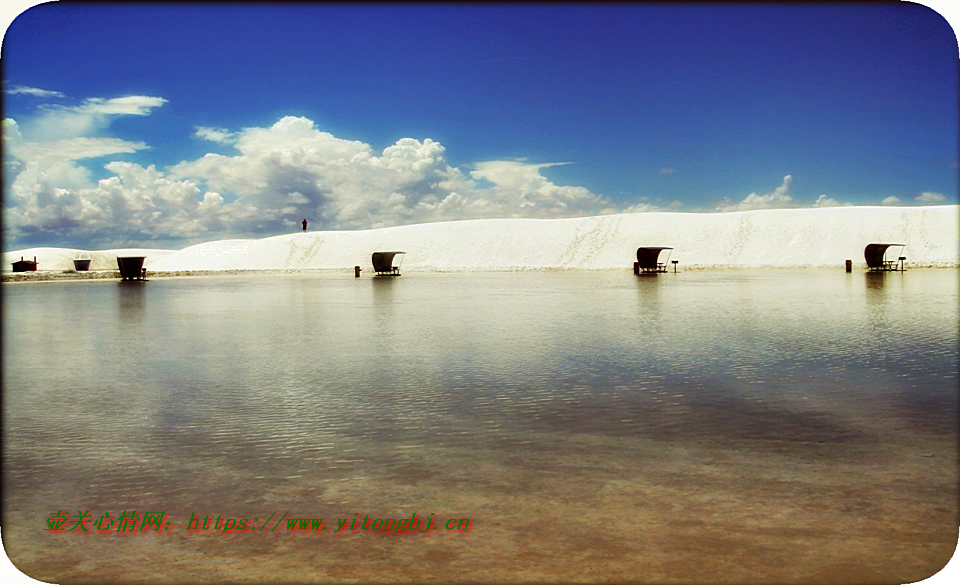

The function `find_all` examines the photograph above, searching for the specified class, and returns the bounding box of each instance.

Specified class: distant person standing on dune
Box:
[302,219,308,232]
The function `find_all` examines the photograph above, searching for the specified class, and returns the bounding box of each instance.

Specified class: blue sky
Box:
[2,2,958,250]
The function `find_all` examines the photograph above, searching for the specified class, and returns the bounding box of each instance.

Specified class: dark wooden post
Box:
[355,265,361,278]
[671,260,678,273]
[633,261,639,275]
[845,259,852,273]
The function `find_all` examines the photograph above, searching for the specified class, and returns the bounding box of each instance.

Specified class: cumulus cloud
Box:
[622,202,662,213]
[467,160,606,216]
[3,93,171,247]
[6,112,633,247]
[4,159,252,247]
[23,101,953,252]
[3,117,151,214]
[168,117,615,233]
[4,85,66,98]
[619,196,682,214]
[812,194,843,208]
[915,191,946,203]
[716,175,796,212]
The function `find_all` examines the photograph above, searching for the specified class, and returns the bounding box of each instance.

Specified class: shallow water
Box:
[3,269,958,583]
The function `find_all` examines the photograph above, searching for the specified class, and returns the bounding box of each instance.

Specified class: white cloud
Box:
[12,135,149,162]
[200,192,224,207]
[169,117,613,232]
[234,115,371,162]
[471,160,569,191]
[2,118,25,151]
[194,126,238,144]
[3,94,169,247]
[6,117,147,163]
[69,95,168,116]
[659,167,675,175]
[915,191,946,203]
[4,85,66,98]
[812,194,842,208]
[6,112,626,247]
[622,202,662,213]
[716,175,796,212]
[31,106,949,251]
[3,117,152,227]
[22,95,167,141]
[468,160,604,216]
[3,160,210,245]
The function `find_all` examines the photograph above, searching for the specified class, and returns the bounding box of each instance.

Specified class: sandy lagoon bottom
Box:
[3,269,957,583]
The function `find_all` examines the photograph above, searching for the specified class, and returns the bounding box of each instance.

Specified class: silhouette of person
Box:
[302,219,308,232]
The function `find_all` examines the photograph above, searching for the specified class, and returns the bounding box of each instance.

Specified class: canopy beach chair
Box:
[372,251,406,276]
[117,256,148,281]
[636,247,674,274]
[864,243,905,272]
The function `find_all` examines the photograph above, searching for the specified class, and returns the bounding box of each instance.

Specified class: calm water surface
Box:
[3,270,957,583]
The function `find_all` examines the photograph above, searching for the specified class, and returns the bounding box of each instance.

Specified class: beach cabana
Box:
[117,256,148,281]
[73,259,91,271]
[11,256,38,272]
[372,251,406,276]
[864,244,905,272]
[635,247,673,274]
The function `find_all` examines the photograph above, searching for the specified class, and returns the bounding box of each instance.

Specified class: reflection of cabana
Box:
[117,256,148,281]
[864,244,905,272]
[636,247,673,274]
[372,251,405,276]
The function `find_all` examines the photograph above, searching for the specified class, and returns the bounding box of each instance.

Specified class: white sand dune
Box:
[4,206,958,273]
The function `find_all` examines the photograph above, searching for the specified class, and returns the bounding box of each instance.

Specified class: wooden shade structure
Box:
[636,247,673,273]
[11,256,38,272]
[864,244,905,271]
[117,257,147,281]
[371,251,405,276]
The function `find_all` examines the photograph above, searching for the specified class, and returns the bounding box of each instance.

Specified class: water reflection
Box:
[116,281,146,325]
[634,273,665,330]
[3,270,957,573]
[370,275,398,301]
[864,270,887,292]
[863,271,904,332]
[370,276,399,340]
